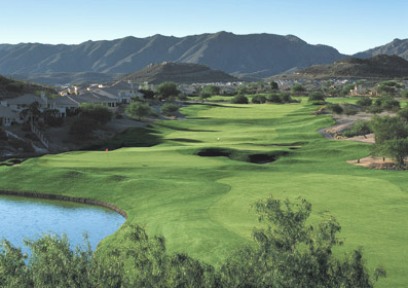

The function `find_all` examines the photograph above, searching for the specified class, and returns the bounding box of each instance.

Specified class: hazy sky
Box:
[1,0,406,55]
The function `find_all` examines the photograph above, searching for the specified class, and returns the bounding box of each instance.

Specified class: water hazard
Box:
[0,195,125,251]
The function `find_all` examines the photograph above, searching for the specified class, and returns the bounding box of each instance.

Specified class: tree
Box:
[383,138,408,168]
[251,95,267,104]
[356,97,373,107]
[220,197,384,288]
[156,82,180,100]
[371,116,408,145]
[231,95,249,104]
[270,81,279,91]
[80,104,112,125]
[291,83,306,96]
[139,89,155,101]
[125,102,152,120]
[200,85,220,100]
[308,91,325,103]
[371,115,408,168]
[161,103,180,116]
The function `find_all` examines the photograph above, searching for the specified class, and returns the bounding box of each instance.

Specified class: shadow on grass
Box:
[85,126,162,151]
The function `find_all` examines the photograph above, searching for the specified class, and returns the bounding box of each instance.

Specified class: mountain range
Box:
[278,55,408,80]
[0,32,344,82]
[124,62,237,84]
[1,32,408,85]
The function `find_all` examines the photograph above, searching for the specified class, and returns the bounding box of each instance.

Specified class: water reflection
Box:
[0,195,125,250]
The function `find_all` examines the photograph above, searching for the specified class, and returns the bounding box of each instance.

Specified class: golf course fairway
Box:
[1,101,407,287]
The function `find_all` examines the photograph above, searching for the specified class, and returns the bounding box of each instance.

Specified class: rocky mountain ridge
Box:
[0,32,345,80]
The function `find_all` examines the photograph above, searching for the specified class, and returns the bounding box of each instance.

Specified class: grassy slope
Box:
[0,101,407,287]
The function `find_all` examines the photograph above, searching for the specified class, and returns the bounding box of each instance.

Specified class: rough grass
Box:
[0,100,407,287]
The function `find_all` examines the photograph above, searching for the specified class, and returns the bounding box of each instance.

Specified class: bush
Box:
[267,92,298,104]
[267,93,282,103]
[356,97,373,107]
[343,120,372,137]
[327,103,343,114]
[125,102,152,120]
[231,95,249,104]
[69,117,98,139]
[161,103,180,116]
[251,95,267,104]
[380,97,400,111]
[80,104,112,125]
[308,91,325,103]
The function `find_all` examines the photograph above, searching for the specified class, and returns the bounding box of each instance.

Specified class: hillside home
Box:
[111,80,143,102]
[68,92,119,108]
[1,94,47,111]
[49,96,80,117]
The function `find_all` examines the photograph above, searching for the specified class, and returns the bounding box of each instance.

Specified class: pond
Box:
[0,195,125,251]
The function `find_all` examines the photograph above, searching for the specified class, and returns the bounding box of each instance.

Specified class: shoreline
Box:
[0,190,127,218]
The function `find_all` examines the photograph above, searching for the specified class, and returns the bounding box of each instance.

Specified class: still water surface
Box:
[0,195,125,251]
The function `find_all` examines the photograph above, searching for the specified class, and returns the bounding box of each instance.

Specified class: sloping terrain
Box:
[355,38,408,60]
[0,32,345,78]
[123,62,238,84]
[0,75,54,99]
[279,55,408,79]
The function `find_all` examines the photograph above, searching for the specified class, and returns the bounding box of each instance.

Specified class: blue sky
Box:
[1,0,407,55]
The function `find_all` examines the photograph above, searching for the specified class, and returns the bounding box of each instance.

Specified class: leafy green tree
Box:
[376,80,403,96]
[308,91,325,103]
[371,115,408,168]
[26,235,93,288]
[161,103,180,116]
[200,85,220,100]
[398,106,408,122]
[327,103,344,114]
[139,89,155,101]
[251,95,267,104]
[231,95,249,104]
[270,81,279,91]
[371,116,408,144]
[291,83,306,95]
[80,104,112,125]
[156,82,180,100]
[343,120,372,137]
[220,197,384,288]
[125,102,152,120]
[0,240,29,287]
[356,97,373,107]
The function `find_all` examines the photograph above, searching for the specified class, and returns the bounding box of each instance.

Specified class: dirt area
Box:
[347,156,397,170]
[321,111,398,169]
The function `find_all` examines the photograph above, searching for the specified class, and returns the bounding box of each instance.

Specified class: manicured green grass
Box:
[1,101,407,287]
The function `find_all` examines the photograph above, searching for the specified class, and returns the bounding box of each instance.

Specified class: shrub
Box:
[327,103,343,114]
[80,104,112,125]
[380,97,400,111]
[125,102,152,120]
[343,120,372,137]
[308,91,325,103]
[231,95,249,104]
[161,103,180,116]
[356,97,373,107]
[69,117,98,139]
[267,93,282,103]
[251,95,267,104]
